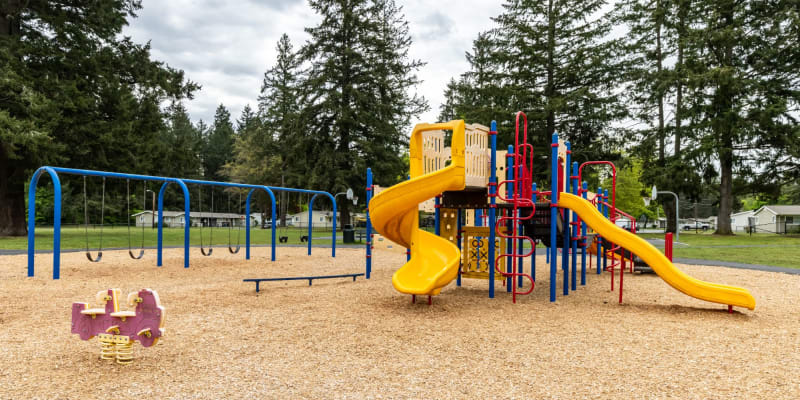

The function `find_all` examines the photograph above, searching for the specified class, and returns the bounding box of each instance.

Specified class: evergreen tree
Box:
[0,1,197,235]
[300,0,428,225]
[687,0,800,234]
[203,104,235,181]
[490,0,626,162]
[614,0,703,233]
[439,33,514,145]
[257,33,303,185]
[162,101,203,179]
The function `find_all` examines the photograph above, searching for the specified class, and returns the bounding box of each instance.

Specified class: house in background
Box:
[131,211,255,228]
[752,205,800,233]
[131,211,184,228]
[730,210,756,232]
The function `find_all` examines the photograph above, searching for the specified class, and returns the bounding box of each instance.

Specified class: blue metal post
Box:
[571,161,578,291]
[157,180,191,268]
[596,186,603,274]
[475,209,482,226]
[506,144,513,292]
[434,195,441,235]
[366,168,373,279]
[27,167,62,279]
[243,187,278,262]
[549,134,558,302]
[581,181,588,285]
[562,142,571,296]
[308,194,318,255]
[488,121,498,298]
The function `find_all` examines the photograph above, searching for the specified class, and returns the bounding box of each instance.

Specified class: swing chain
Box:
[84,176,105,262]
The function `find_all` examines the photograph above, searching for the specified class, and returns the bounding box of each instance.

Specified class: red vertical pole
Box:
[610,253,615,291]
[665,232,673,262]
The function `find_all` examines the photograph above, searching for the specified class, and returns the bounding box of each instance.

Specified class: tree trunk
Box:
[663,197,676,233]
[714,3,735,236]
[656,0,665,161]
[545,0,556,136]
[0,0,22,36]
[674,1,686,156]
[0,144,28,236]
[717,146,734,234]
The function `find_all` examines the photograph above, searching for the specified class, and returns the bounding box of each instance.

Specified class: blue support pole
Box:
[596,186,603,274]
[27,167,62,279]
[562,142,571,296]
[434,195,441,235]
[571,161,578,291]
[366,168,373,279]
[488,120,498,298]
[475,209,482,226]
[308,194,318,255]
[505,144,514,292]
[549,134,559,302]
[157,180,191,268]
[581,181,588,285]
[243,187,277,262]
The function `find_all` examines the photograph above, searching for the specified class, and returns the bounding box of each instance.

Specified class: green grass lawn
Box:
[0,226,361,251]
[638,231,800,269]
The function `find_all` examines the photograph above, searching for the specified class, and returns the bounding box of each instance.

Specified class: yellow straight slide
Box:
[559,192,756,310]
[369,120,467,295]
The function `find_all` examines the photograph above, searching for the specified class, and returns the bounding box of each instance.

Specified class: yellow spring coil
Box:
[100,339,116,361]
[115,341,134,365]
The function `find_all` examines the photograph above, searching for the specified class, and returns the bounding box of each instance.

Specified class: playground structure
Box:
[26,167,339,280]
[367,115,757,311]
[71,288,164,365]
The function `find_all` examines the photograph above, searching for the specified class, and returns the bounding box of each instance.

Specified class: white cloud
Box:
[123,0,504,126]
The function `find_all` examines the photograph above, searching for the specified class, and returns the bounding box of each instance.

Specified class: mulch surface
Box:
[0,247,797,399]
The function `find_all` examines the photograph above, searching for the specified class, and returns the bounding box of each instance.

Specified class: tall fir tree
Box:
[0,1,197,235]
[687,0,800,234]
[490,0,626,163]
[203,104,235,181]
[257,33,303,185]
[300,0,427,225]
[162,101,203,179]
[614,0,703,233]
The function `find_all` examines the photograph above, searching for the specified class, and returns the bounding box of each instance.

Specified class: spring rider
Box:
[71,288,165,365]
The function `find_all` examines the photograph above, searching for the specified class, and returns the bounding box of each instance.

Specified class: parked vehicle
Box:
[680,221,710,231]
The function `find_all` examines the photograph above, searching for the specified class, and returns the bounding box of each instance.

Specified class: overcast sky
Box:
[122,0,505,127]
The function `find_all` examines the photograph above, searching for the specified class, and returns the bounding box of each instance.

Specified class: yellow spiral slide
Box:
[369,120,466,295]
[558,192,756,310]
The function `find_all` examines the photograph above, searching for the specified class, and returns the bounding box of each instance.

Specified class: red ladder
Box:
[494,112,535,303]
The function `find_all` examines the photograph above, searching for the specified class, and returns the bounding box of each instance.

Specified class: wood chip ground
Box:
[1,247,798,399]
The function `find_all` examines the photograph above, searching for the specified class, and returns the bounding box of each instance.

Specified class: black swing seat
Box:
[201,247,213,256]
[86,251,103,263]
[128,249,144,260]
[228,245,241,254]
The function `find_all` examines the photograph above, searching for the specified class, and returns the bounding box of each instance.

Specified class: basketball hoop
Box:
[643,197,651,207]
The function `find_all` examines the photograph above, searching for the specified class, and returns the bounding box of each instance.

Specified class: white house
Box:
[131,211,255,228]
[730,210,756,232]
[131,211,184,228]
[274,211,366,228]
[752,205,800,234]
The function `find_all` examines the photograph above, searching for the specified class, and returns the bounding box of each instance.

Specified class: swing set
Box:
[28,166,340,280]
